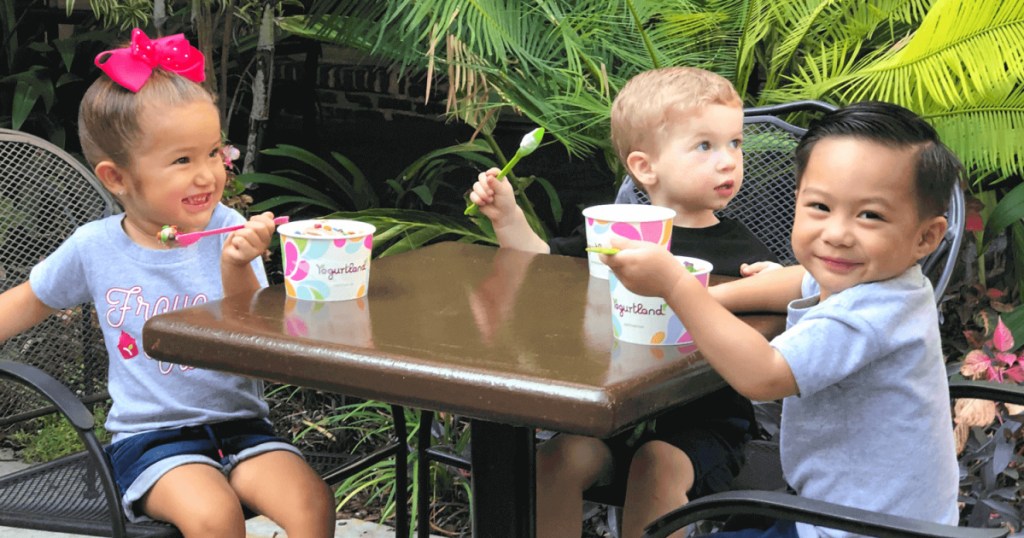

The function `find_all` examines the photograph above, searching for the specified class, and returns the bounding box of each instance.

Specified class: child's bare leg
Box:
[536,434,613,538]
[230,450,336,538]
[140,463,247,538]
[621,440,694,538]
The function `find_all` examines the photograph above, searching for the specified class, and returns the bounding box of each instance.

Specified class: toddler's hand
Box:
[222,211,276,266]
[602,238,688,299]
[468,168,519,224]
[740,261,783,277]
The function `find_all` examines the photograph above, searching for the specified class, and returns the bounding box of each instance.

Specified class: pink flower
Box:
[222,144,240,168]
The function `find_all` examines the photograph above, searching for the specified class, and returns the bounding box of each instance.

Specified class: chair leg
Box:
[391,405,409,538]
[417,410,435,538]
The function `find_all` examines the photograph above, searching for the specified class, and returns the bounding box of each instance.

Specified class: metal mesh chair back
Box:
[0,129,118,427]
[720,113,815,266]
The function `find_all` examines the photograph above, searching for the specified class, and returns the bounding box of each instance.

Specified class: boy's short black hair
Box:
[794,101,964,218]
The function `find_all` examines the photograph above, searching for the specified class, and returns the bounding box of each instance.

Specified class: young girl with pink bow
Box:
[0,29,334,537]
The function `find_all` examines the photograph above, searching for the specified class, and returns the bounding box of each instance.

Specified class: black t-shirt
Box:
[549,217,778,277]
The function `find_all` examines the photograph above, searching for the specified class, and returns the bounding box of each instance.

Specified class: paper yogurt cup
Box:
[278,219,375,301]
[582,204,675,279]
[608,256,712,345]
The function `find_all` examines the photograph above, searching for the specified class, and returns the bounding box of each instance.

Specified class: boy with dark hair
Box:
[603,100,962,538]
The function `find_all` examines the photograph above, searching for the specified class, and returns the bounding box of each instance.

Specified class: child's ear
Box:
[626,150,658,190]
[914,215,949,259]
[94,160,128,196]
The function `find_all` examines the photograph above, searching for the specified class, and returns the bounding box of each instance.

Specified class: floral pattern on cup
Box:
[583,204,676,279]
[279,219,375,301]
[608,256,712,345]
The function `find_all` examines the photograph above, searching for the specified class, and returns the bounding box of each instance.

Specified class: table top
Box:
[143,242,784,437]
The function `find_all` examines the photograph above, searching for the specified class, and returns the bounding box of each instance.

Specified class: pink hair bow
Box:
[94,28,205,92]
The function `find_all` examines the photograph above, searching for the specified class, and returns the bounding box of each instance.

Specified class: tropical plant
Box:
[0,21,113,143]
[236,137,562,257]
[281,0,1024,333]
[293,399,472,535]
[288,0,1022,181]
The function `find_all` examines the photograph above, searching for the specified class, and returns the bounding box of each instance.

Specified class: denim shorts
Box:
[104,417,301,522]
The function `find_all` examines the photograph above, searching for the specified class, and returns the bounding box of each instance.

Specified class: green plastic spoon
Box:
[585,246,620,255]
[465,127,545,216]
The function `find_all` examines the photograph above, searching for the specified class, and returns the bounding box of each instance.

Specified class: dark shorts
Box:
[602,388,756,500]
[104,418,300,522]
[603,416,753,499]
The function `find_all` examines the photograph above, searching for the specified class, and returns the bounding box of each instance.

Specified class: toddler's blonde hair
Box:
[79,69,215,169]
[611,66,741,168]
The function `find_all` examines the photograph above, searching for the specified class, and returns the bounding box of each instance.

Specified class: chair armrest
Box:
[0,360,95,430]
[642,490,1008,538]
[0,360,128,538]
[949,379,1024,406]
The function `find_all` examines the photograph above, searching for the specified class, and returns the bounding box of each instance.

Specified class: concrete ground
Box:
[0,455,412,538]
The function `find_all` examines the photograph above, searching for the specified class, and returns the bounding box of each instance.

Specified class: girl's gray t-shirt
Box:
[30,203,270,441]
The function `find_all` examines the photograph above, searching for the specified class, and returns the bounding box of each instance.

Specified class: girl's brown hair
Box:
[78,68,215,168]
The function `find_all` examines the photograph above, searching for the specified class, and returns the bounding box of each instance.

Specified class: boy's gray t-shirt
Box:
[771,266,958,538]
[30,203,270,442]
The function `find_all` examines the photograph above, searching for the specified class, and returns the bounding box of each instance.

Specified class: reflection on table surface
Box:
[144,241,785,438]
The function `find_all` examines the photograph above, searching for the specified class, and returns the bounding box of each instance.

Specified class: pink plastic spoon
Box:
[158,216,290,247]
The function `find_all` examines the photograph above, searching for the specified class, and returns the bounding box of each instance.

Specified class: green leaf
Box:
[261,145,359,205]
[236,172,339,207]
[331,151,377,207]
[247,195,321,214]
[11,79,40,130]
[54,38,77,71]
[529,175,563,223]
[983,182,1024,250]
[394,140,493,182]
[55,72,82,88]
[409,185,434,205]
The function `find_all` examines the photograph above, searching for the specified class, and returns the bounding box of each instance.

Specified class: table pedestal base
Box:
[471,420,536,537]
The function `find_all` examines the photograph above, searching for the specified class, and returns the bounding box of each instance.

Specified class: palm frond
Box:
[924,88,1024,181]
[294,0,752,160]
[771,0,1024,108]
[761,0,931,92]
[758,0,1024,179]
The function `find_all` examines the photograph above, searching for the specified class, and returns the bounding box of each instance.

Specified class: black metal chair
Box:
[0,128,410,537]
[640,380,1019,538]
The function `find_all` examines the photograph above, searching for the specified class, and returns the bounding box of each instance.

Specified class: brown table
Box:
[143,241,784,537]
